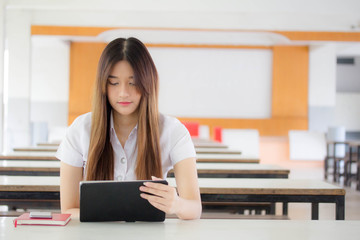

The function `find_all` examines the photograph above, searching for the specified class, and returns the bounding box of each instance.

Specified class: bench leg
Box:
[311,202,319,220]
[336,196,345,220]
[282,202,288,215]
[324,157,328,180]
[269,203,276,215]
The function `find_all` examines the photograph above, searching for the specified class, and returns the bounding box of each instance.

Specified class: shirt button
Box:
[121,157,126,164]
[117,175,123,181]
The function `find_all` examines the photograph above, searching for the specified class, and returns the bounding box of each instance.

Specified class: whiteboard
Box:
[149,47,273,118]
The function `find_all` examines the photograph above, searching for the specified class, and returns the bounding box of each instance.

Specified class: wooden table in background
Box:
[168,163,289,178]
[37,142,60,147]
[196,153,259,163]
[192,138,228,149]
[0,160,60,176]
[170,178,345,220]
[13,146,58,152]
[195,148,241,154]
[0,152,57,161]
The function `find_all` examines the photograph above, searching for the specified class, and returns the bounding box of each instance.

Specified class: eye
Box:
[107,81,118,86]
[129,82,136,86]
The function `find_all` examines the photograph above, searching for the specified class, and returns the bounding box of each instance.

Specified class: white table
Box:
[1,218,360,240]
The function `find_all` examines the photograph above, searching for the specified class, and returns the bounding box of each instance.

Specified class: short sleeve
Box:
[55,113,91,168]
[168,120,196,166]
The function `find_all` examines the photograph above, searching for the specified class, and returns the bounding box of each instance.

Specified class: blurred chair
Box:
[199,125,210,140]
[222,129,259,159]
[288,130,326,161]
[181,121,199,137]
[325,126,346,182]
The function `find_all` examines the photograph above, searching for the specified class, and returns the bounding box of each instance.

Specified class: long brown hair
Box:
[86,37,162,180]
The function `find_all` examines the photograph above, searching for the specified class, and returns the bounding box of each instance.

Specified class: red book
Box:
[13,213,71,227]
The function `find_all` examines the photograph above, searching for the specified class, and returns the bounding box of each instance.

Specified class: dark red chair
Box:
[182,121,199,137]
[213,126,222,142]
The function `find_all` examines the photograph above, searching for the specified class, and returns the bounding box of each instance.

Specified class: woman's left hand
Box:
[139,176,180,215]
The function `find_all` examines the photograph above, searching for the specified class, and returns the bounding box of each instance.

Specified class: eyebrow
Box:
[107,75,134,79]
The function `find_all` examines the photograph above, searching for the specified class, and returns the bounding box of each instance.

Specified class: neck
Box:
[112,110,139,131]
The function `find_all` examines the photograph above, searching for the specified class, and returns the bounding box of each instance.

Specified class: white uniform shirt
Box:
[55,112,196,180]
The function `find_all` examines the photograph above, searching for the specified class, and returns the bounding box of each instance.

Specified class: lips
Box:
[118,101,131,106]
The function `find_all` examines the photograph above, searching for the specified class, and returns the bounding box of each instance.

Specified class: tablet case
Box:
[79,180,168,222]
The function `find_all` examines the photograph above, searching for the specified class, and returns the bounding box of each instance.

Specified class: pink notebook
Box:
[13,213,71,227]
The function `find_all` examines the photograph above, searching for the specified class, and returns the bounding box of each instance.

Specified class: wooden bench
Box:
[169,178,345,220]
[195,148,241,154]
[37,142,60,147]
[196,153,260,163]
[13,146,58,152]
[1,161,278,178]
[0,160,60,176]
[168,163,289,178]
[0,152,57,161]
[0,176,345,220]
[192,138,228,149]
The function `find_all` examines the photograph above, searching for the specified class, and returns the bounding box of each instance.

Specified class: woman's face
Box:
[107,60,142,119]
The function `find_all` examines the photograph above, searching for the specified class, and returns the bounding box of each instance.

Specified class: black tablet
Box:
[79,180,168,222]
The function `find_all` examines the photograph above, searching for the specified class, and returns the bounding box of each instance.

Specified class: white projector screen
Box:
[149,47,273,119]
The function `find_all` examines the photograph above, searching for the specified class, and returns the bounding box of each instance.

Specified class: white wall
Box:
[4,9,32,151]
[335,93,360,131]
[30,36,70,142]
[308,44,337,132]
[9,0,360,31]
[309,44,337,107]
[151,47,273,118]
[0,1,5,152]
[336,56,360,92]
[31,36,70,103]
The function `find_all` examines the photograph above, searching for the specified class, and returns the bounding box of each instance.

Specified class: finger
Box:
[151,176,162,181]
[140,193,170,208]
[140,193,168,206]
[143,181,169,191]
[140,186,166,198]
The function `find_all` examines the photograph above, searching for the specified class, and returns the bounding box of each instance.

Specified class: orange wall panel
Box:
[271,46,309,118]
[68,42,107,124]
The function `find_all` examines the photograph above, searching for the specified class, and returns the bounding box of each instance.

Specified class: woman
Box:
[56,37,202,220]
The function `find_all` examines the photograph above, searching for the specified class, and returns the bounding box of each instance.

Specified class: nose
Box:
[118,82,130,98]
